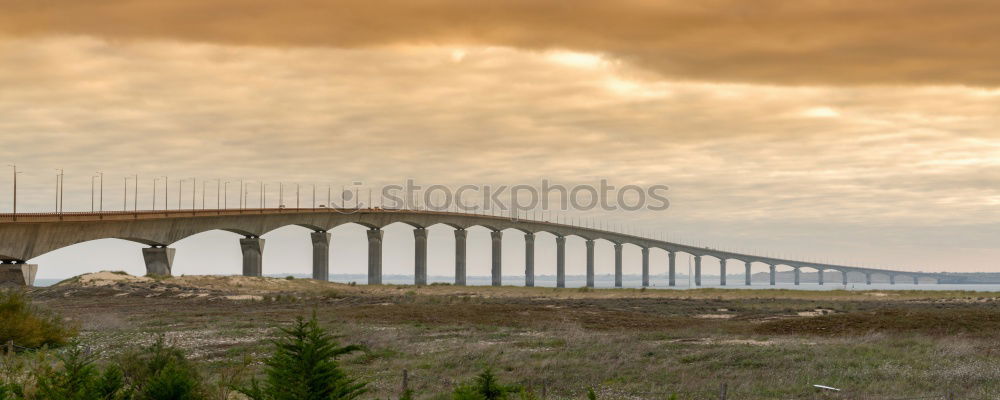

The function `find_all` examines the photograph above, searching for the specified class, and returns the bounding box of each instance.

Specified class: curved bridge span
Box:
[0,208,945,287]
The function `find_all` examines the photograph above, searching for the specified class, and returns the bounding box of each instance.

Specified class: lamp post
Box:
[162,176,168,211]
[91,175,97,212]
[97,171,104,213]
[178,178,184,210]
[296,183,300,209]
[153,177,159,210]
[223,181,229,210]
[216,179,221,210]
[7,164,19,219]
[191,178,196,210]
[133,174,138,213]
[123,176,130,211]
[54,168,64,214]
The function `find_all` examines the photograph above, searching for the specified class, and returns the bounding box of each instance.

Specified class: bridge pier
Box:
[694,255,702,286]
[668,251,676,286]
[745,261,752,286]
[817,268,824,285]
[769,265,776,285]
[842,270,848,285]
[525,232,535,287]
[889,275,895,285]
[0,263,37,287]
[641,247,650,287]
[913,276,918,285]
[413,228,428,285]
[793,267,800,285]
[556,236,566,288]
[239,237,264,277]
[865,272,871,285]
[310,232,330,281]
[585,239,595,288]
[454,229,467,286]
[613,243,623,288]
[719,258,727,286]
[142,246,175,277]
[491,230,503,286]
[367,228,383,285]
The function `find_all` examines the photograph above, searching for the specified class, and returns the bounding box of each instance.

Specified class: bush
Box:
[34,345,131,400]
[119,336,206,400]
[452,368,521,400]
[0,290,76,350]
[237,315,367,400]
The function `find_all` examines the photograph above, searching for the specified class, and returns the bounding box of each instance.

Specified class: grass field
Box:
[12,274,1000,399]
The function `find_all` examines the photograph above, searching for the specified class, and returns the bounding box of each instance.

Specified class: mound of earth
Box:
[33,272,326,301]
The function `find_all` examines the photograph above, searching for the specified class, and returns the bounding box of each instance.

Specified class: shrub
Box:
[452,368,521,400]
[237,315,367,400]
[34,345,131,400]
[0,290,76,350]
[119,336,206,400]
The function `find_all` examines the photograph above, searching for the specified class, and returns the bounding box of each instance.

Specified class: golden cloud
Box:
[2,0,999,86]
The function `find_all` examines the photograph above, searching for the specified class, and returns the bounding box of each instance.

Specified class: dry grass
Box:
[19,274,1000,399]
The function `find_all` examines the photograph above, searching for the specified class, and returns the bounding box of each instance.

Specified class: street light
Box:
[223,181,229,210]
[7,164,20,218]
[153,177,159,210]
[97,171,104,213]
[91,175,97,212]
[54,168,64,214]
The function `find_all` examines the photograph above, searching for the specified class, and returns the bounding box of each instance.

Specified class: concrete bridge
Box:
[0,208,947,287]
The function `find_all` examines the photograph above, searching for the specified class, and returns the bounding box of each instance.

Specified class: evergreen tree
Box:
[238,315,367,400]
[34,345,131,400]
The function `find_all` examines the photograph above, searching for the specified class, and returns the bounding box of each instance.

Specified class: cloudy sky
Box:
[1,1,998,280]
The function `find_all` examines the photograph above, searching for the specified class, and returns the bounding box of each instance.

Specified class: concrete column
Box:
[454,229,467,286]
[817,268,824,285]
[0,263,38,287]
[491,230,503,287]
[585,239,595,288]
[310,232,331,281]
[641,247,650,287]
[413,228,428,285]
[913,276,918,285]
[524,232,535,287]
[793,267,800,285]
[367,229,383,285]
[769,265,776,285]
[719,258,727,286]
[865,273,872,285]
[142,247,175,277]
[613,243,623,288]
[240,237,265,277]
[842,270,848,285]
[744,261,752,286]
[694,255,702,286]
[889,275,895,285]
[556,236,566,288]
[668,251,676,286]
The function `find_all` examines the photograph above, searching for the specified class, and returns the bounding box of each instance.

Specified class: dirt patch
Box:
[754,308,1000,337]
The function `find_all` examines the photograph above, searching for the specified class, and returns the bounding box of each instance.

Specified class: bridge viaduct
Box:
[0,208,946,287]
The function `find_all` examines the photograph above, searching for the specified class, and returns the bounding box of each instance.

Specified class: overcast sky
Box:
[1,1,998,279]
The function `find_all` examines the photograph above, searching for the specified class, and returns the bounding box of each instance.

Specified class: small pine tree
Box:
[586,387,597,400]
[238,315,367,400]
[452,368,520,400]
[119,336,205,400]
[34,345,131,400]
